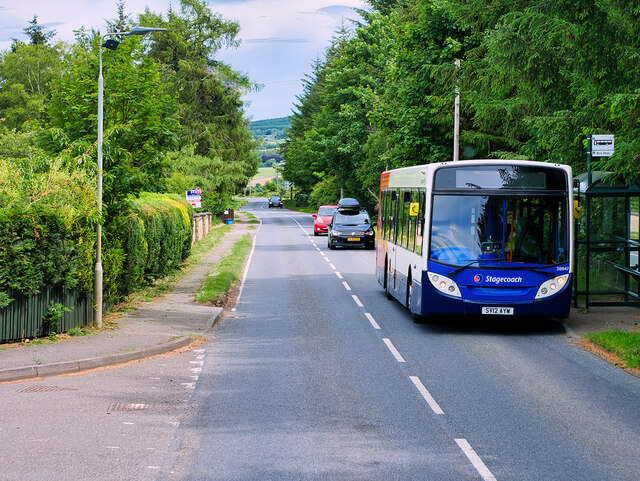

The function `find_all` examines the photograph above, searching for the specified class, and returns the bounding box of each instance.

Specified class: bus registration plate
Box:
[482,307,514,315]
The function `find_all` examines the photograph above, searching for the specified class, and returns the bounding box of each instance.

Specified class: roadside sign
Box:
[186,188,202,208]
[592,135,614,157]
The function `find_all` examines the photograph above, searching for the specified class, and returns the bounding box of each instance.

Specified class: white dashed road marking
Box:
[409,376,445,415]
[364,312,381,329]
[382,338,406,363]
[455,438,498,481]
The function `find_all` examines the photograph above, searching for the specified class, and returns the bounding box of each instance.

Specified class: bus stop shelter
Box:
[574,171,640,308]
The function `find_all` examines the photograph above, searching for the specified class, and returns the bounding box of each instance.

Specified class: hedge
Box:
[0,206,90,296]
[0,193,193,308]
[127,193,192,289]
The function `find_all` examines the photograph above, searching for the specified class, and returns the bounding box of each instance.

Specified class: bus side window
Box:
[416,189,425,255]
[402,190,410,248]
[402,190,408,247]
[390,190,397,243]
[384,190,391,241]
[394,191,404,246]
[408,190,417,252]
[380,191,387,240]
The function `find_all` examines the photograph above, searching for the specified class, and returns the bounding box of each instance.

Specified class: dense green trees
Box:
[284,0,640,212]
[0,1,257,304]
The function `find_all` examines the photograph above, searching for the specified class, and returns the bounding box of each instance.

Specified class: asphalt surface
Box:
[161,202,640,481]
[1,208,639,384]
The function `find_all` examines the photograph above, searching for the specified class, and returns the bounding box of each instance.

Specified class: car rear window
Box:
[318,207,336,216]
[333,212,370,225]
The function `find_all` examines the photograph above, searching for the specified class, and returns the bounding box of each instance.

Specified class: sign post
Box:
[587,134,614,188]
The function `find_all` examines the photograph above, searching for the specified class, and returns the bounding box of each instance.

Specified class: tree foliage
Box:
[0,0,257,305]
[284,0,640,213]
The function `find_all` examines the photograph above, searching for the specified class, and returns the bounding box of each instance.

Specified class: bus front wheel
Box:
[407,273,424,324]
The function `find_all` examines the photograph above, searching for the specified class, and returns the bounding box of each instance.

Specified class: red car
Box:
[312,205,337,236]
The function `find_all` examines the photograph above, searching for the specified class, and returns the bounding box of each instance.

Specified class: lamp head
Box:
[101,38,120,50]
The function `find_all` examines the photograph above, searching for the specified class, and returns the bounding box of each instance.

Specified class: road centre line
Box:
[364,312,381,329]
[382,338,406,363]
[290,209,496,479]
[455,439,498,481]
[409,376,445,415]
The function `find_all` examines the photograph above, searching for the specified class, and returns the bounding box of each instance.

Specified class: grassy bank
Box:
[195,234,253,304]
[585,331,640,368]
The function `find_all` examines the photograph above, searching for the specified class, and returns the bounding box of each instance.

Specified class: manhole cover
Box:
[107,403,150,413]
[18,385,78,393]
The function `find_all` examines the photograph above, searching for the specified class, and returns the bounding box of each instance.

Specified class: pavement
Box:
[1,213,639,382]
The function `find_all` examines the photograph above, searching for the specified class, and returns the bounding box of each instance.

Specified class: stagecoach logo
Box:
[486,275,523,284]
[474,274,523,284]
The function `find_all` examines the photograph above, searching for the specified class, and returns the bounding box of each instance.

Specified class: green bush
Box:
[308,176,340,209]
[0,206,89,296]
[0,191,193,308]
[121,213,148,295]
[129,193,192,285]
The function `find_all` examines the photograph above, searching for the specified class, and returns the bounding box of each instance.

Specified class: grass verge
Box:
[120,224,231,305]
[195,234,253,305]
[283,199,316,214]
[585,331,640,368]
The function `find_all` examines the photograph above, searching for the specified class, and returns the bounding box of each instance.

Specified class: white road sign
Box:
[592,134,614,157]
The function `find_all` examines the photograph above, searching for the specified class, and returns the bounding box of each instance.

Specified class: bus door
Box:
[394,190,413,291]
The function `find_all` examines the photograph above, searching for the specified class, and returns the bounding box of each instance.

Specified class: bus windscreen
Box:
[434,165,566,191]
[429,194,568,267]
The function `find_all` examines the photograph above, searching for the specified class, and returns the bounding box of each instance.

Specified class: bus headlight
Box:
[535,274,569,299]
[428,273,461,298]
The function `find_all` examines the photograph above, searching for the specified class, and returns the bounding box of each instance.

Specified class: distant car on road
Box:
[312,205,337,236]
[268,196,284,208]
[328,199,375,249]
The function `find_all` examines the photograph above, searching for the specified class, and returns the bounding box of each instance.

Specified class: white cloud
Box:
[0,0,369,119]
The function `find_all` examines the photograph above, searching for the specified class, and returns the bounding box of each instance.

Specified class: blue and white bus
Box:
[376,160,574,319]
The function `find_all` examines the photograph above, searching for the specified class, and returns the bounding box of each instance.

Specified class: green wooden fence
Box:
[0,288,93,342]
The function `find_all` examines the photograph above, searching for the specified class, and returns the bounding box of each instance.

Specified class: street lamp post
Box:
[95,26,166,328]
[453,59,461,162]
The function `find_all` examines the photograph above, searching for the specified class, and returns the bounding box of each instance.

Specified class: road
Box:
[1,199,639,480]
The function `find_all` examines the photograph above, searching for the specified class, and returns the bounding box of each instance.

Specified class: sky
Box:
[0,0,369,121]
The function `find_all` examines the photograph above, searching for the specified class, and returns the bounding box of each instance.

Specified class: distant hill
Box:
[250,117,291,167]
[250,117,291,138]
